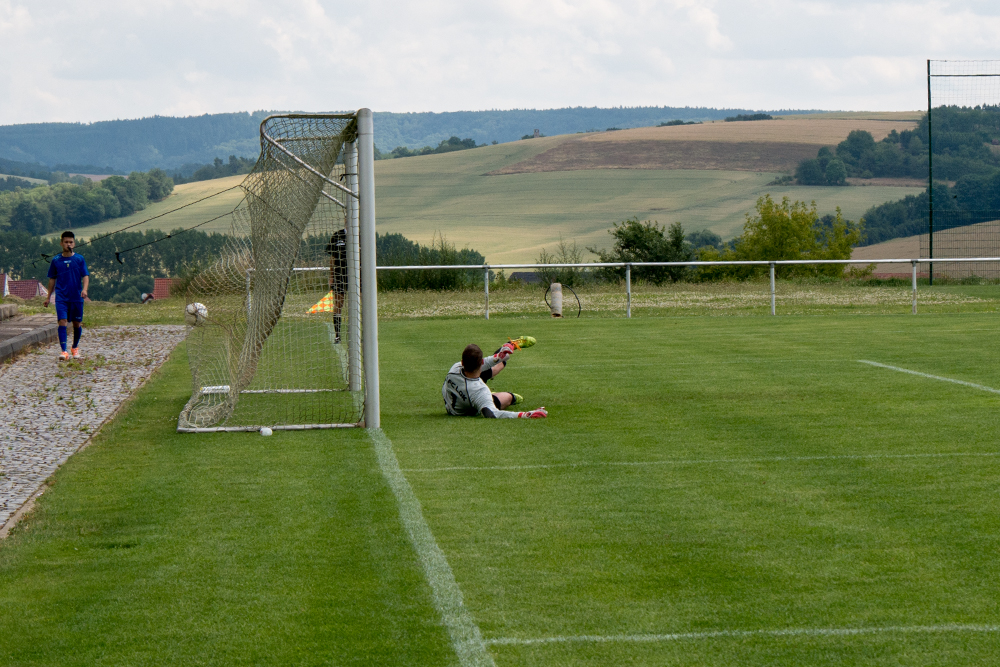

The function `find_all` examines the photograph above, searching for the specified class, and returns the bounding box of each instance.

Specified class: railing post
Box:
[484,266,490,320]
[912,260,918,314]
[626,264,632,318]
[769,262,776,315]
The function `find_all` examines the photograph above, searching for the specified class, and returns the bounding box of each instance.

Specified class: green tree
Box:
[590,217,692,284]
[795,158,825,185]
[836,130,876,163]
[698,195,862,279]
[824,158,847,185]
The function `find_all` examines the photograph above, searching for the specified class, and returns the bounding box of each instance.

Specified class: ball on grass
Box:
[184,302,208,326]
[260,427,273,436]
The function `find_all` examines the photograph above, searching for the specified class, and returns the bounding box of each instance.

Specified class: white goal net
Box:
[177,111,379,432]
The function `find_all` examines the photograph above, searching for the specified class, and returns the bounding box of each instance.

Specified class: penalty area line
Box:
[368,429,496,667]
[858,360,1000,395]
[486,623,1000,647]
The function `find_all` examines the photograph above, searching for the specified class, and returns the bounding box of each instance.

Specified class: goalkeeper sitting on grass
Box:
[442,336,547,419]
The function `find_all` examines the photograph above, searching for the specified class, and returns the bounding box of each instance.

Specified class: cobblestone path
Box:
[0,325,187,529]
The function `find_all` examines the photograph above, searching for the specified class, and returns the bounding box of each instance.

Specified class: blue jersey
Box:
[47,253,89,302]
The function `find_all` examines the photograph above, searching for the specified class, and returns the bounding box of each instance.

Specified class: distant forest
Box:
[0,107,825,173]
[836,106,1000,246]
[0,169,174,235]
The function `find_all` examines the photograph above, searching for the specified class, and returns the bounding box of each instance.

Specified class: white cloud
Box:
[1,0,1000,124]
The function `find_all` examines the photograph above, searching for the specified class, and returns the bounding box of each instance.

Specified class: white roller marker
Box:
[550,282,563,318]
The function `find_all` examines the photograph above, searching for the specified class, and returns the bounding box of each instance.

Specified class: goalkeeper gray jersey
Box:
[442,360,519,418]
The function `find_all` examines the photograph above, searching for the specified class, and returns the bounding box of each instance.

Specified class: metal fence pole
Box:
[769,263,776,315]
[626,264,632,318]
[357,108,380,429]
[912,260,918,314]
[484,267,490,320]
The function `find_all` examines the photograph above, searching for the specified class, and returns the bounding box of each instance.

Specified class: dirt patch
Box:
[845,177,928,188]
[580,118,917,145]
[491,118,919,175]
[490,140,824,175]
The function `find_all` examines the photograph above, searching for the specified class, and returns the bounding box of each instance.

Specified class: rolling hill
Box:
[62,113,926,264]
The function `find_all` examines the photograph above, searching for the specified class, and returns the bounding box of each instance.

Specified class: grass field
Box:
[53,113,923,264]
[3,306,1000,664]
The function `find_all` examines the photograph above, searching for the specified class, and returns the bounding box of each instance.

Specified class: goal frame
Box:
[177,109,380,432]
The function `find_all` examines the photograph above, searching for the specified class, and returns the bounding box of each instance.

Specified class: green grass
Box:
[0,347,455,666]
[378,314,1000,665]
[5,305,1000,664]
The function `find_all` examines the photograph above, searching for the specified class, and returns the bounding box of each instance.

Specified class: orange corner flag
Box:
[308,291,336,313]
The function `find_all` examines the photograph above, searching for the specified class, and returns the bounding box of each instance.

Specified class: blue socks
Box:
[73,325,82,348]
[58,325,67,351]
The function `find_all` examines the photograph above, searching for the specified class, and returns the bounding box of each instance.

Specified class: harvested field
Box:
[489,140,820,174]
[492,118,918,175]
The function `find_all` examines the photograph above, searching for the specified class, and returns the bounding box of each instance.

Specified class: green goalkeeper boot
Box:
[510,392,524,406]
[508,335,536,350]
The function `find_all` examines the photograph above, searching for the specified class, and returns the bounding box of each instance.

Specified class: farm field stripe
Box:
[402,450,1000,473]
[368,429,496,667]
[858,359,1000,394]
[486,623,1000,647]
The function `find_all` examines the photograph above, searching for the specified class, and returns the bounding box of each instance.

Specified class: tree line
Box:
[170,155,256,184]
[0,169,174,235]
[375,136,489,160]
[797,107,1000,186]
[0,228,229,302]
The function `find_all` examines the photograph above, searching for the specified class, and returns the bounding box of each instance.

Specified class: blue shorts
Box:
[56,300,84,323]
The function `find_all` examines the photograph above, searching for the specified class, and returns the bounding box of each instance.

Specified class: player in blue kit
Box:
[43,231,89,361]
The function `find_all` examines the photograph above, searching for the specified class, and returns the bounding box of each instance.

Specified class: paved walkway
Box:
[0,325,187,533]
[0,308,58,362]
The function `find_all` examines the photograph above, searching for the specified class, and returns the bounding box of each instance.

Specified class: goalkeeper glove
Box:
[495,342,517,362]
[518,407,547,419]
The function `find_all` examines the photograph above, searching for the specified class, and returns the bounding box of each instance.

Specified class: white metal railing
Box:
[373,258,1000,319]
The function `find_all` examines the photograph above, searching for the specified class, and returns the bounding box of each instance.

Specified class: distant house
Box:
[152,278,176,300]
[7,279,48,299]
[0,273,8,297]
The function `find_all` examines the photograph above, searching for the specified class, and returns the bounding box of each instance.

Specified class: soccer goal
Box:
[177,110,380,432]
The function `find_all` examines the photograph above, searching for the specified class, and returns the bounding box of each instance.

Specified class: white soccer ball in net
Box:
[184,302,208,326]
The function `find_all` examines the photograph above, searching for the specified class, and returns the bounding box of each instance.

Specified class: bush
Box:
[376,232,485,290]
[536,237,587,287]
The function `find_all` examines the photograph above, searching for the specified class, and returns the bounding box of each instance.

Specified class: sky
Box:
[2,0,1000,125]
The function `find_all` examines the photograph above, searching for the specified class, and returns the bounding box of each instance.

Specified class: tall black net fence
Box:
[927,61,1000,279]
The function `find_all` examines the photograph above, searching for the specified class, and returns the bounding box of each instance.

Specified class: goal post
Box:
[177,110,379,432]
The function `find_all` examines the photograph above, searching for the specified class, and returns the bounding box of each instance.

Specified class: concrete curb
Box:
[0,322,58,363]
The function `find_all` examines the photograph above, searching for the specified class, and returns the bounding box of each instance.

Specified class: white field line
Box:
[401,450,1000,474]
[858,360,1000,394]
[368,429,496,667]
[486,623,1000,647]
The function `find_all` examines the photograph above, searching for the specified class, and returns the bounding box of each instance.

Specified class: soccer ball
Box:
[184,302,208,326]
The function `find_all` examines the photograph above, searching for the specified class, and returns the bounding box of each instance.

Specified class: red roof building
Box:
[7,280,48,299]
[152,278,176,300]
